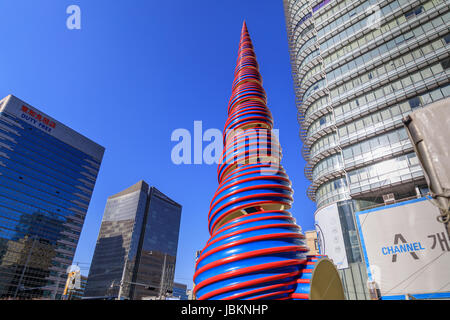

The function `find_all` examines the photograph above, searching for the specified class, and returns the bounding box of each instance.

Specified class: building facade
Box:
[0,95,105,299]
[283,0,450,299]
[304,230,320,255]
[172,282,188,300]
[84,180,182,300]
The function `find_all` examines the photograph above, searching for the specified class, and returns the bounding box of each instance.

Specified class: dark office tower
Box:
[84,181,182,300]
[0,95,105,299]
[283,0,449,299]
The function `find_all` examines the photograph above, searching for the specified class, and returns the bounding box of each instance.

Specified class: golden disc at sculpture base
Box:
[310,258,346,300]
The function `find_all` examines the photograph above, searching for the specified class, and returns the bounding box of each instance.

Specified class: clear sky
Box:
[0,0,316,289]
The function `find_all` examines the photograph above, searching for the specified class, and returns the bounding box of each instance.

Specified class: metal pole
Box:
[159,254,167,300]
[52,272,61,300]
[118,256,128,300]
[14,236,37,298]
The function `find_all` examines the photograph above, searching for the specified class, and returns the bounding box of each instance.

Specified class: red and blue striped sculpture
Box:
[193,22,344,300]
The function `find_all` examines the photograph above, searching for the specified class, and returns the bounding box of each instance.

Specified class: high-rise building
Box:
[0,95,105,299]
[84,180,182,300]
[283,0,450,299]
[172,282,188,300]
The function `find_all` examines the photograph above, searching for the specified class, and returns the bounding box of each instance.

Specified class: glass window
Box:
[384,84,393,95]
[389,131,400,144]
[400,101,411,113]
[413,26,424,38]
[431,63,444,75]
[430,89,444,101]
[411,72,423,83]
[431,39,444,50]
[381,109,391,120]
[398,128,408,140]
[442,84,450,98]
[421,92,432,105]
[421,67,433,79]
[401,76,413,88]
[409,97,422,109]
[361,141,371,153]
[422,21,433,33]
[391,105,401,116]
[366,92,375,103]
[349,171,359,184]
[403,53,413,64]
[385,61,395,72]
[422,44,433,55]
[379,134,389,148]
[364,115,373,127]
[444,33,450,44]
[353,144,362,156]
[343,148,353,160]
[374,88,384,99]
[441,58,450,70]
[347,123,356,134]
[372,112,381,123]
[355,119,364,131]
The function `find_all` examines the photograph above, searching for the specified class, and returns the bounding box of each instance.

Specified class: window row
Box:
[300,63,323,89]
[0,155,92,209]
[292,1,308,20]
[337,100,413,141]
[333,64,450,123]
[297,49,320,73]
[0,118,100,178]
[296,24,315,46]
[342,128,410,167]
[322,0,442,67]
[0,136,97,189]
[347,153,422,192]
[325,12,449,82]
[315,177,348,209]
[312,153,343,181]
[318,0,400,48]
[305,95,329,120]
[309,132,338,159]
[3,113,102,168]
[306,112,333,139]
[330,38,448,102]
[315,0,365,25]
[296,36,316,61]
[312,0,332,13]
[294,11,312,34]
[304,78,325,101]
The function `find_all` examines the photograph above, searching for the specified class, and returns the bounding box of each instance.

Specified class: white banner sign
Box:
[356,197,450,298]
[314,203,349,269]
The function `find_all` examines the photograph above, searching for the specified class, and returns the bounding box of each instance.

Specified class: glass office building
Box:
[283,0,450,299]
[84,180,182,300]
[0,95,105,299]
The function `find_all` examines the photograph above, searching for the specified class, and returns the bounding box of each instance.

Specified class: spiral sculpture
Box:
[193,22,344,300]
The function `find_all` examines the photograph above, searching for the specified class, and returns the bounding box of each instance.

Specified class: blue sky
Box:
[0,0,316,289]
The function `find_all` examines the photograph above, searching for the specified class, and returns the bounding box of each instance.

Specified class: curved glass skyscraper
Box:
[283,0,450,299]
